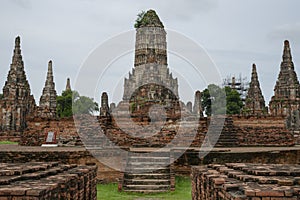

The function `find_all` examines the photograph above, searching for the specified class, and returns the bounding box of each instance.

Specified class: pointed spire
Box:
[251,64,258,82]
[283,40,292,63]
[38,60,57,118]
[1,36,36,131]
[269,40,300,116]
[65,78,71,91]
[244,64,266,115]
[12,36,23,66]
[47,60,53,83]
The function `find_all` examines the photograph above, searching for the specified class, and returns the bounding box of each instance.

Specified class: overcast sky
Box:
[1,0,300,105]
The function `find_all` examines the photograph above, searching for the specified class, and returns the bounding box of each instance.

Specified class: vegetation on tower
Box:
[134,10,164,28]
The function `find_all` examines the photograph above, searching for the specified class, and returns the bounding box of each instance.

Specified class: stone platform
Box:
[0,162,97,200]
[192,163,300,200]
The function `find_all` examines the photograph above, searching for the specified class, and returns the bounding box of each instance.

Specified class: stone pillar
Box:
[193,90,203,117]
[186,101,192,113]
[100,92,109,117]
[65,78,71,91]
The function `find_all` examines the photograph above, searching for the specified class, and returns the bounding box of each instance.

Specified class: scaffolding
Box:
[222,74,249,102]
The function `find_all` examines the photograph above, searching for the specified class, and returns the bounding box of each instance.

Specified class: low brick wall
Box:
[17,115,295,147]
[0,162,97,200]
[20,117,81,146]
[191,163,300,200]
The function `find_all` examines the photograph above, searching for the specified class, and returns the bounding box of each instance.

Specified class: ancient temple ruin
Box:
[0,36,36,131]
[269,40,300,116]
[244,64,266,115]
[0,36,60,132]
[123,10,179,115]
[38,60,57,119]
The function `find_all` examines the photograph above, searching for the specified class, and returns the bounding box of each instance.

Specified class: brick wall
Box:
[0,162,97,200]
[18,115,295,147]
[192,163,300,200]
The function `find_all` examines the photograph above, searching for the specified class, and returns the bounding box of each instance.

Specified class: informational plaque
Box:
[44,131,57,144]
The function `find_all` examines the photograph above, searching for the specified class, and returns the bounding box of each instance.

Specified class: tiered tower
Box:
[123,10,179,110]
[0,36,36,131]
[244,64,266,115]
[269,40,300,116]
[38,60,57,118]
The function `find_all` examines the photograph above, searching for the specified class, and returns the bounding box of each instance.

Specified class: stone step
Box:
[129,157,170,163]
[125,168,170,174]
[124,173,170,180]
[124,179,170,185]
[122,189,170,193]
[123,184,170,190]
[128,161,169,165]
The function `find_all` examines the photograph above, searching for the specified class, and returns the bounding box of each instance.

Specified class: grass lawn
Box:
[97,176,191,200]
[0,141,18,145]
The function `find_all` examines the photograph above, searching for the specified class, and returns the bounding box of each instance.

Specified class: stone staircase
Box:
[122,149,173,193]
[215,117,239,147]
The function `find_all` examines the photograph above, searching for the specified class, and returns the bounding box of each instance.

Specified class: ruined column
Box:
[186,101,192,113]
[100,92,110,117]
[65,78,71,91]
[193,90,203,117]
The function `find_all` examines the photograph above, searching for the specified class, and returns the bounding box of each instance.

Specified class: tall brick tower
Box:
[244,64,266,115]
[122,10,179,117]
[38,60,57,118]
[123,10,178,101]
[269,40,300,116]
[0,36,36,131]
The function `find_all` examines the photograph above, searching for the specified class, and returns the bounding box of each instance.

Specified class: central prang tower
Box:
[123,10,179,111]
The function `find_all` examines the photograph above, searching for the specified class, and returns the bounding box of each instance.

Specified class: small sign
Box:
[44,131,57,144]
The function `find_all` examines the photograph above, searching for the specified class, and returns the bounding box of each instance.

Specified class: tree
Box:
[0,94,3,100]
[56,90,98,117]
[201,84,226,116]
[224,86,243,115]
[201,84,243,116]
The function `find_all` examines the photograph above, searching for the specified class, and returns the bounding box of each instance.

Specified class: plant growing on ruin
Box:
[134,11,146,28]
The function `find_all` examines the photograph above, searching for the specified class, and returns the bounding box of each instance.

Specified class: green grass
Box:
[0,141,18,144]
[97,176,191,200]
